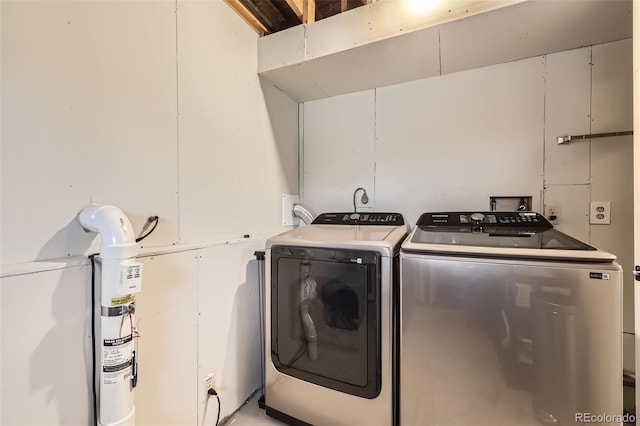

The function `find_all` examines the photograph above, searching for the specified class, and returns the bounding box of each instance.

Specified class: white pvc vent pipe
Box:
[79,205,141,426]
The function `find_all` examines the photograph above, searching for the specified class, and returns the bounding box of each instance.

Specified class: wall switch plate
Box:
[282,194,300,226]
[590,201,611,225]
[544,204,560,225]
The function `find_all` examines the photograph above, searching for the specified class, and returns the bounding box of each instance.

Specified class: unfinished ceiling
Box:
[224,0,370,34]
[256,0,632,102]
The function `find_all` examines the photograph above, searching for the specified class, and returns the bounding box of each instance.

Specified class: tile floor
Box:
[223,392,285,426]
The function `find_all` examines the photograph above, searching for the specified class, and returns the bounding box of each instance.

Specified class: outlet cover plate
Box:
[590,201,611,225]
[544,204,560,225]
[282,194,300,226]
[204,374,214,389]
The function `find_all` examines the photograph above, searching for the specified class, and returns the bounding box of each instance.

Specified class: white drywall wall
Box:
[0,240,266,425]
[303,90,376,212]
[303,55,546,225]
[590,39,634,336]
[1,0,180,264]
[0,262,91,425]
[177,1,299,243]
[302,40,633,334]
[0,0,298,424]
[0,0,299,265]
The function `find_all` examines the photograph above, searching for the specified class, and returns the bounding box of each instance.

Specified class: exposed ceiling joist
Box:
[224,0,269,34]
[225,0,369,35]
[285,0,304,20]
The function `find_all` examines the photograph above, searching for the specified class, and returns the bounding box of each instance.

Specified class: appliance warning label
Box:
[589,272,611,280]
[103,334,133,384]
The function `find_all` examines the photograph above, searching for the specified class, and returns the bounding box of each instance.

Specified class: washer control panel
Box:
[313,212,405,226]
[418,211,551,228]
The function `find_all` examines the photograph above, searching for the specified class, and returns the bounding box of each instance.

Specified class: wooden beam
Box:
[341,0,348,13]
[303,0,315,24]
[223,0,269,34]
[285,0,304,20]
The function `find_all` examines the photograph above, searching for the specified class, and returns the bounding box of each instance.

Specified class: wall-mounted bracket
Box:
[557,130,633,145]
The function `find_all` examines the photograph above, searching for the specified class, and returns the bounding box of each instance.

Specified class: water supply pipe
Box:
[79,205,142,426]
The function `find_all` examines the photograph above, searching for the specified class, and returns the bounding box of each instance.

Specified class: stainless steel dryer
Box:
[265,212,408,425]
[400,211,623,426]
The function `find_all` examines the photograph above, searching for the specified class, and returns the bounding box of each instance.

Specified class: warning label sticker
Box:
[103,334,133,385]
[118,262,143,294]
[111,294,135,307]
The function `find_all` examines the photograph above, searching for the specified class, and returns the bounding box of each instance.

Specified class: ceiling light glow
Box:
[407,0,444,15]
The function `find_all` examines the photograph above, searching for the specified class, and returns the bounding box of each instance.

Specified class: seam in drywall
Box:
[0,257,89,278]
[589,46,594,183]
[373,89,377,207]
[542,55,547,210]
[195,252,201,422]
[588,46,593,243]
[304,23,309,61]
[175,0,182,244]
[438,30,442,75]
[298,103,305,201]
[1,236,270,278]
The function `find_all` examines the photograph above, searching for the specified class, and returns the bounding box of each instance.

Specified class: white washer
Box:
[265,212,409,425]
[400,211,623,426]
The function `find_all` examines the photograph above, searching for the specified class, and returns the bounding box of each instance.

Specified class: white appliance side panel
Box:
[400,254,622,426]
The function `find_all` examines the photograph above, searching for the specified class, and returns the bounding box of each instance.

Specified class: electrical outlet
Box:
[544,204,560,225]
[204,373,215,391]
[590,201,611,225]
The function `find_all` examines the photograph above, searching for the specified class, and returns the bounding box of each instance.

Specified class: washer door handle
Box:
[634,266,640,281]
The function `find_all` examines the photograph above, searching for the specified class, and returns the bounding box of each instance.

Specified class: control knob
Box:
[470,213,485,224]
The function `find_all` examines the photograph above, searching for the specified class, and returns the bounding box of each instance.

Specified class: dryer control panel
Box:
[313,212,405,226]
[417,211,552,229]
